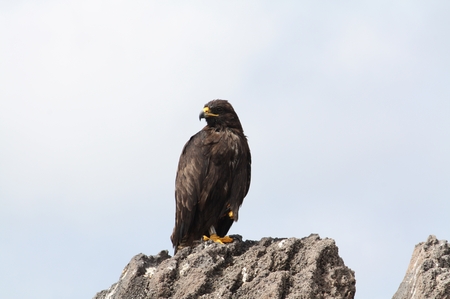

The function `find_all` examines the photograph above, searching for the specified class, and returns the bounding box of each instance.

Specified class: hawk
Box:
[171,100,251,253]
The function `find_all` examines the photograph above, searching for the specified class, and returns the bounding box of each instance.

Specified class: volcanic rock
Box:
[392,235,450,299]
[93,234,356,299]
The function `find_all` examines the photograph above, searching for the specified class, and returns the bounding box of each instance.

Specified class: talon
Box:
[203,234,234,244]
[219,235,233,243]
[228,211,234,219]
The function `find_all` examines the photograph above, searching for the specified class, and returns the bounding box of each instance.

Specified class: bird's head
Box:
[199,100,243,131]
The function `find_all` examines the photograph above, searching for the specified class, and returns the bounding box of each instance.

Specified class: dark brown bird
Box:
[171,100,251,253]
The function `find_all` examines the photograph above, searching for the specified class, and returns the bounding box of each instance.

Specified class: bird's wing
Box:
[227,133,251,221]
[172,131,208,247]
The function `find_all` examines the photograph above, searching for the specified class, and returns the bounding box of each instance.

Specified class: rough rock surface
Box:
[93,234,355,299]
[393,235,450,299]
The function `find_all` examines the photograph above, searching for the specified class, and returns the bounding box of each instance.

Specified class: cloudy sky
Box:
[1,1,449,298]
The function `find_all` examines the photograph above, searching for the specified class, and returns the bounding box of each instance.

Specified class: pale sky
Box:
[1,1,449,299]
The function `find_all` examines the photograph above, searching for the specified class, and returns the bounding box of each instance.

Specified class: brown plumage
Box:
[171,100,251,253]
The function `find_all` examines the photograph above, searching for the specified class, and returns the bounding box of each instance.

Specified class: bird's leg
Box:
[203,226,233,244]
[209,226,217,236]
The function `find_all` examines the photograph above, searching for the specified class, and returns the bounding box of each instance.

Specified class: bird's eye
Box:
[216,107,223,112]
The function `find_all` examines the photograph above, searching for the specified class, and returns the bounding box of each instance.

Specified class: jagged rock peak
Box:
[93,234,355,299]
[393,235,450,299]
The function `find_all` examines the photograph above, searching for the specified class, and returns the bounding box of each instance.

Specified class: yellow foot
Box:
[203,234,234,244]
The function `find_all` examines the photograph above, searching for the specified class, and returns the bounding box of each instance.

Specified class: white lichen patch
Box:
[278,240,286,248]
[180,263,190,276]
[121,269,129,280]
[145,266,157,278]
[105,283,118,299]
[241,267,248,283]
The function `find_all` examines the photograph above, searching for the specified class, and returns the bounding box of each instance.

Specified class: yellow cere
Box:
[203,106,219,117]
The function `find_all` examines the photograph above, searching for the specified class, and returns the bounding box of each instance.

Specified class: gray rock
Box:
[93,234,355,299]
[392,235,450,299]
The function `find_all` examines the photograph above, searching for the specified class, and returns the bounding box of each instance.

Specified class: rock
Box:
[392,235,450,299]
[93,234,356,299]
